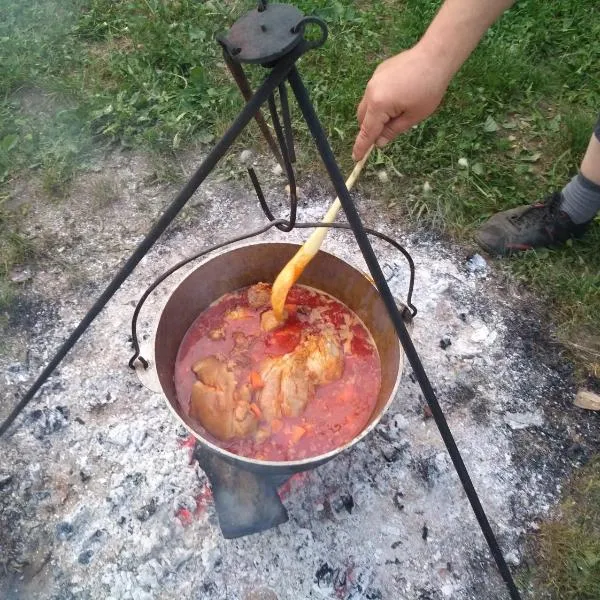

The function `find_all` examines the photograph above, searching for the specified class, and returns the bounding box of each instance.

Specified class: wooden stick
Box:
[271,145,374,320]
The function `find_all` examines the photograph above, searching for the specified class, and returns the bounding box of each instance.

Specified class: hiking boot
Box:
[475,192,592,256]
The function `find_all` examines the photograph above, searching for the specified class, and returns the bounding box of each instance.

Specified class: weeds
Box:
[533,459,600,599]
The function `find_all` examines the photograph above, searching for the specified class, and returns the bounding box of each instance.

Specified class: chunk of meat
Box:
[260,309,285,332]
[247,282,271,308]
[280,360,315,416]
[257,329,344,421]
[189,356,258,441]
[303,330,344,383]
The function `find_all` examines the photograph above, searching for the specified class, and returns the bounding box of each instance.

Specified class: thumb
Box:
[375,114,413,147]
[352,107,390,161]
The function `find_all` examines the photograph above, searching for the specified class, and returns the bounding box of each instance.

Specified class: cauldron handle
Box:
[128,221,417,370]
[193,444,290,539]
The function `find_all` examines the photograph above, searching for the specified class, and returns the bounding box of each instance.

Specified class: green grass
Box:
[533,459,600,599]
[0,0,599,365]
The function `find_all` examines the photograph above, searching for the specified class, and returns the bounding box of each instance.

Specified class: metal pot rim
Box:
[158,240,404,468]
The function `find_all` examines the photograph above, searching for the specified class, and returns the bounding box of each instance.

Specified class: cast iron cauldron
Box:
[153,242,405,537]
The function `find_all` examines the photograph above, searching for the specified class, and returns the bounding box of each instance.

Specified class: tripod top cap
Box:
[218,3,305,65]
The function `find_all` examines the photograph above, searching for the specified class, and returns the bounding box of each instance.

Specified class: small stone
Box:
[393,492,404,511]
[574,389,600,411]
[135,498,157,522]
[423,405,433,420]
[422,181,432,195]
[78,549,93,565]
[0,474,13,491]
[381,445,401,463]
[505,551,521,566]
[272,163,284,176]
[457,157,469,169]
[80,469,92,483]
[340,493,354,514]
[239,149,253,166]
[377,170,389,183]
[466,253,487,275]
[245,588,278,600]
[504,411,544,430]
[131,428,146,449]
[106,423,131,448]
[176,425,189,438]
[389,413,409,438]
[56,521,74,541]
[30,406,69,439]
[9,267,32,283]
[422,524,429,541]
[440,336,452,350]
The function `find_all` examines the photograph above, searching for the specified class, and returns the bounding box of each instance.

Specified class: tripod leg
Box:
[0,49,303,438]
[287,66,522,600]
[223,51,284,170]
[267,93,297,230]
[278,82,296,163]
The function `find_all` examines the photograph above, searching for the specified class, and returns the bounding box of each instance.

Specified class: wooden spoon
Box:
[270,145,374,321]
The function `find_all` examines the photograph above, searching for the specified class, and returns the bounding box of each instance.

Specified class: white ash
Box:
[1,148,598,600]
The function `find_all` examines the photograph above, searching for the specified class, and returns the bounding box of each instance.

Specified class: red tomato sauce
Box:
[174,284,381,461]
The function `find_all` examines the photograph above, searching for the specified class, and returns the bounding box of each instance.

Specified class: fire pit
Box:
[150,241,404,537]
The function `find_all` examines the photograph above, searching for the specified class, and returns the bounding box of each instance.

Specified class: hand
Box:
[352,45,451,161]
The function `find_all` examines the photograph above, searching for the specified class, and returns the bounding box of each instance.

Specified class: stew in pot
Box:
[175,283,381,461]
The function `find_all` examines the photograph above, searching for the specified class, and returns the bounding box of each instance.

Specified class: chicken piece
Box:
[303,329,344,384]
[257,329,344,420]
[260,309,285,332]
[189,356,258,441]
[247,282,271,308]
[257,359,283,422]
[280,360,315,417]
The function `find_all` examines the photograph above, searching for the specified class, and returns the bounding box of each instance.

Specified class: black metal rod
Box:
[0,46,305,438]
[279,82,296,163]
[287,66,522,600]
[223,50,284,170]
[267,93,297,231]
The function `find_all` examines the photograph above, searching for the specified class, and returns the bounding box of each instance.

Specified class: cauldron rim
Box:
[156,240,404,471]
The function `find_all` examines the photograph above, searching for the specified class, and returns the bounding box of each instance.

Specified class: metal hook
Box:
[291,16,328,49]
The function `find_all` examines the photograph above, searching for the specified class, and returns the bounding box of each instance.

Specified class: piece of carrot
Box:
[271,419,283,433]
[290,425,306,444]
[250,371,264,389]
[249,402,262,419]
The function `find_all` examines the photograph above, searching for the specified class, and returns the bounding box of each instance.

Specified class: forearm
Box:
[417,0,517,79]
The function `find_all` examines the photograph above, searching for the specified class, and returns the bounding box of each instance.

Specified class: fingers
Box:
[352,107,389,161]
[356,95,367,125]
[375,114,412,148]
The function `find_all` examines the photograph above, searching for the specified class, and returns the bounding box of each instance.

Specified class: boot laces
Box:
[509,193,562,230]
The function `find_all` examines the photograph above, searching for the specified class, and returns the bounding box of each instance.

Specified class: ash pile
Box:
[1,154,599,600]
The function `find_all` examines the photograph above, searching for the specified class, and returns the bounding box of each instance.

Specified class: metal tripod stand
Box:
[1,3,521,598]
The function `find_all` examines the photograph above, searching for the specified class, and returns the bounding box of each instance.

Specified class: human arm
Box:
[352,0,517,161]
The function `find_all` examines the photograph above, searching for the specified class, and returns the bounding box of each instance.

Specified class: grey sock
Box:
[560,172,600,224]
